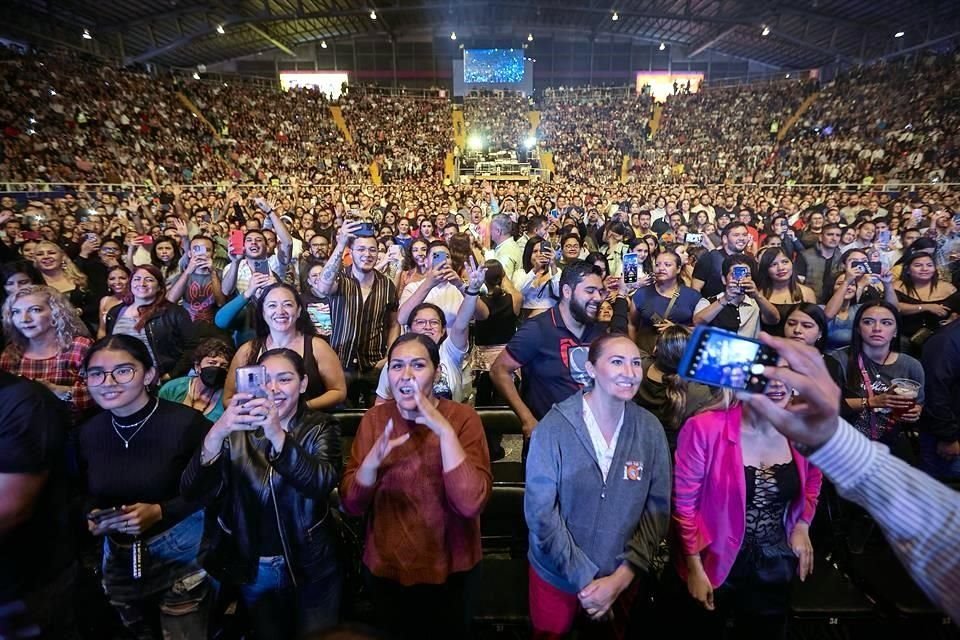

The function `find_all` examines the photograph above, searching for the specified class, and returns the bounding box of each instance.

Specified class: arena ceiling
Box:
[3,0,960,70]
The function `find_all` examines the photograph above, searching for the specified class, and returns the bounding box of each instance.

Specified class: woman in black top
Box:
[474,260,522,407]
[181,348,343,640]
[78,335,211,640]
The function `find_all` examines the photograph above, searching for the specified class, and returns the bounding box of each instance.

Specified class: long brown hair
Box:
[123,265,170,330]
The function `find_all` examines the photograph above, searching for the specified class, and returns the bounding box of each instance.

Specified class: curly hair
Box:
[2,285,91,356]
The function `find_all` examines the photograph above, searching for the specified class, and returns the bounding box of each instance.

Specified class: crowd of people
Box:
[463,94,534,151]
[1,44,960,640]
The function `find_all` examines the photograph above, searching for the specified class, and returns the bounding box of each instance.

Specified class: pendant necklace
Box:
[112,399,160,450]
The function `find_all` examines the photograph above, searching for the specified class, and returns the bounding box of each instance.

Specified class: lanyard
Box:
[856,354,880,440]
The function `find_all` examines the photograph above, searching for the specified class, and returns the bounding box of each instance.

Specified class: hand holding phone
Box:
[679,326,779,392]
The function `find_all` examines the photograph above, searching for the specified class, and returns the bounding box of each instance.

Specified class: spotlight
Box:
[320,40,327,48]
[370,10,377,20]
[523,136,537,150]
[193,72,201,80]
[82,28,92,40]
[29,117,36,124]
[467,134,484,151]
[49,89,56,96]
[527,33,534,41]
[612,11,619,21]
[761,25,770,36]
[450,31,457,40]
[216,24,225,35]
[894,31,905,38]
[659,42,665,50]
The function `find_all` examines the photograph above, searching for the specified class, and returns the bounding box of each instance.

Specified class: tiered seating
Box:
[463,94,533,150]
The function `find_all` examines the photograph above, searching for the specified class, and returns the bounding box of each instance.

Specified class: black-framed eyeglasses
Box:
[84,365,138,387]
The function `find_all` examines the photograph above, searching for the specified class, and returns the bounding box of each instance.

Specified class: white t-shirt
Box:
[375,338,469,402]
[582,398,624,482]
[400,280,464,328]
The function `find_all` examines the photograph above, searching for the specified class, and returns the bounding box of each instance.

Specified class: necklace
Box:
[111,399,160,450]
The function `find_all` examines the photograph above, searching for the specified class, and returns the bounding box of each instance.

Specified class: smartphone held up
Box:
[678,326,779,393]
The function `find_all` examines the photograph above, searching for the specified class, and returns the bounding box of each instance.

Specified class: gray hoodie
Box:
[525,390,672,593]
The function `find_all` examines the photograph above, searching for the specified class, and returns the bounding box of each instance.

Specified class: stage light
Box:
[612,11,619,21]
[467,134,484,151]
[370,10,377,20]
[321,40,327,48]
[82,28,92,40]
[761,25,770,36]
[216,24,225,35]
[894,31,904,38]
[49,89,56,96]
[450,31,457,40]
[523,136,537,150]
[29,117,36,124]
[193,72,201,80]
[659,42,665,50]
[527,33,534,42]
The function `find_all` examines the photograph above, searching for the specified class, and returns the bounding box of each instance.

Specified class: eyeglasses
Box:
[84,365,138,387]
[412,319,441,329]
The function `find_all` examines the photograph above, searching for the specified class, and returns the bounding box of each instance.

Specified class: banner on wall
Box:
[278,71,349,98]
[635,71,705,102]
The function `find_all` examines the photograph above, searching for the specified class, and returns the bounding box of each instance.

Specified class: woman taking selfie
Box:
[103,265,196,381]
[224,283,346,411]
[828,301,924,452]
[340,333,492,639]
[1,285,94,425]
[180,348,343,639]
[525,334,671,638]
[78,335,211,639]
[671,380,822,638]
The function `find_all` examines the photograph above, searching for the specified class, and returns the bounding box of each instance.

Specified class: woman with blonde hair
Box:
[1,284,94,424]
[32,240,98,330]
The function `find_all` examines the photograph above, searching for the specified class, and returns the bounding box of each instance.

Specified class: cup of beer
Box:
[889,378,921,419]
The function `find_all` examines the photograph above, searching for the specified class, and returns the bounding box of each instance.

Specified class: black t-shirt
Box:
[475,290,519,345]
[0,373,73,600]
[693,248,735,298]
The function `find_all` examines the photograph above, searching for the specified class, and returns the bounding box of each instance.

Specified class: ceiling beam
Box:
[687,24,739,57]
[247,23,296,55]
[874,30,960,62]
[766,26,856,63]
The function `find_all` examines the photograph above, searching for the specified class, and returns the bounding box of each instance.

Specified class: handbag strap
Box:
[662,287,681,322]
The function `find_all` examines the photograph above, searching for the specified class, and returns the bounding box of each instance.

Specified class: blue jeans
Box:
[101,511,210,640]
[919,432,960,480]
[239,555,341,640]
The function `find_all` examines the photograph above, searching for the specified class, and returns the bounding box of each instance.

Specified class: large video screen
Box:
[464,49,525,83]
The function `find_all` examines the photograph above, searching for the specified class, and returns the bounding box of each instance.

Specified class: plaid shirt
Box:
[0,336,94,424]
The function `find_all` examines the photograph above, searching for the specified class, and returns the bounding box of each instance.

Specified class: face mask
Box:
[199,366,227,390]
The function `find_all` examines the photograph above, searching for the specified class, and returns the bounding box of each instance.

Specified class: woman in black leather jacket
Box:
[180,347,342,640]
[103,264,196,380]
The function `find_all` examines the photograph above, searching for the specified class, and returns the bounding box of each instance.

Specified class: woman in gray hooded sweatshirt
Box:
[525,333,672,638]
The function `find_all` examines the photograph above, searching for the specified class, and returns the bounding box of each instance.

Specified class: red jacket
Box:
[672,405,822,587]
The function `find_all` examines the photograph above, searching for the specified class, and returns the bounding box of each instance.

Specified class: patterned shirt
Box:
[0,336,94,425]
[328,268,398,371]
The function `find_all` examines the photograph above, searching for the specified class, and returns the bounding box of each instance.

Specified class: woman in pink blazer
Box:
[671,379,822,639]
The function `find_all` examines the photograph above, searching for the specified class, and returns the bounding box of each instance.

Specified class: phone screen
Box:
[731,265,750,281]
[253,259,270,276]
[235,366,268,399]
[679,327,778,392]
[432,251,448,269]
[622,252,639,284]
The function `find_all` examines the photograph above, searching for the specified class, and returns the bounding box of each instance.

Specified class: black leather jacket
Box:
[104,303,196,378]
[180,408,341,586]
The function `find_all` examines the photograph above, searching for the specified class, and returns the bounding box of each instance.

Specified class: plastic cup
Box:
[889,378,920,418]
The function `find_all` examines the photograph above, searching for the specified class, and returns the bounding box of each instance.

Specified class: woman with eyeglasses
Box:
[224,283,347,411]
[1,285,94,425]
[103,265,196,381]
[78,335,211,639]
[181,348,343,639]
[341,332,492,639]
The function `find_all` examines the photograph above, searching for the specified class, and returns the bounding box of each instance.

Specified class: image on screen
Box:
[464,49,525,84]
[687,332,761,389]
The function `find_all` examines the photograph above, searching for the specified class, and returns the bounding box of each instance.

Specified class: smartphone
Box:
[88,506,120,522]
[432,250,448,269]
[253,197,273,215]
[21,231,40,241]
[85,232,99,244]
[355,222,376,238]
[678,326,779,393]
[731,265,750,281]
[192,244,208,256]
[876,229,891,246]
[623,251,639,284]
[866,261,882,275]
[540,241,553,254]
[306,301,334,337]
[229,230,245,255]
[235,365,268,399]
[684,233,703,245]
[138,234,154,246]
[851,259,869,274]
[253,259,270,276]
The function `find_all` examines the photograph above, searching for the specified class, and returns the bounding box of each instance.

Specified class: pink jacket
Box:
[672,405,822,587]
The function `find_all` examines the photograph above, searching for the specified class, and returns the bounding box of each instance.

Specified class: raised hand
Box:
[464,256,486,293]
[360,419,410,474]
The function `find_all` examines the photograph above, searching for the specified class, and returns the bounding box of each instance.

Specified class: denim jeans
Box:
[919,432,960,480]
[239,555,341,640]
[101,511,210,640]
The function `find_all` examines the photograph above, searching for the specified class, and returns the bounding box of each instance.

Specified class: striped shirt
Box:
[809,419,960,621]
[328,268,398,371]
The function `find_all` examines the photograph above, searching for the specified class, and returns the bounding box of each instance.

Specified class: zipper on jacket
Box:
[268,467,298,588]
[601,479,607,500]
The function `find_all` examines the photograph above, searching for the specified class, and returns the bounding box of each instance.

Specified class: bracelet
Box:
[861,396,869,411]
[464,289,480,296]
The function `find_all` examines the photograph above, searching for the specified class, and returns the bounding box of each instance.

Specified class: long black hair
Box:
[247,283,316,365]
[844,301,902,391]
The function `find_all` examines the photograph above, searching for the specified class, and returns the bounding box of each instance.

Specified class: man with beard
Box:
[298,234,332,292]
[491,260,609,438]
[692,221,751,298]
[314,221,399,406]
[221,225,290,296]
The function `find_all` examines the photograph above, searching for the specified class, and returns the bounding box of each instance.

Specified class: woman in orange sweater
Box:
[340,332,492,639]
